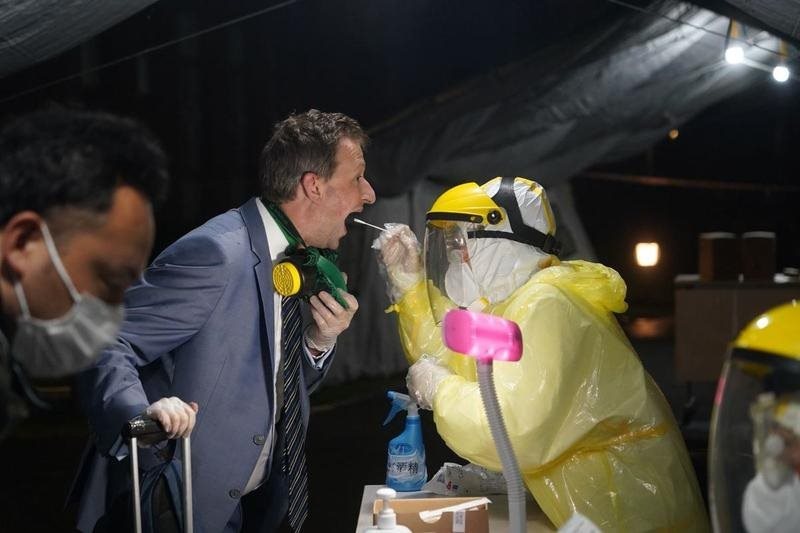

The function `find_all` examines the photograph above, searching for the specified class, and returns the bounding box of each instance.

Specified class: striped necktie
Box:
[281,295,309,531]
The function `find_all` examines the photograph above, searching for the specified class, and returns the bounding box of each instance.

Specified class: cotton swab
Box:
[353,217,386,232]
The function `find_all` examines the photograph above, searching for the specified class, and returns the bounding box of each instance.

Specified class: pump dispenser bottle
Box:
[363,487,412,533]
[383,391,427,491]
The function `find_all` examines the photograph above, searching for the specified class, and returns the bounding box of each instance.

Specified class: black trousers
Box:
[241,419,292,533]
[92,474,180,533]
[240,474,292,533]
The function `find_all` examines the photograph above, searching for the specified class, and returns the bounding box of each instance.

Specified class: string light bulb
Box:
[724,19,744,64]
[772,40,790,82]
[725,46,744,64]
[773,65,790,82]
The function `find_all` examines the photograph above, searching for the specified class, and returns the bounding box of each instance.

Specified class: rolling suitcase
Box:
[123,415,194,533]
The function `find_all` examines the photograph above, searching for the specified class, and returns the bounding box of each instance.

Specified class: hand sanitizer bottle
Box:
[363,488,412,533]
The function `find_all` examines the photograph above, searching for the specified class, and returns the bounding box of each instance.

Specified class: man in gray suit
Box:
[72,109,376,532]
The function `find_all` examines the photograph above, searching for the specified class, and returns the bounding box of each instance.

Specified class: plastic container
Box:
[741,231,776,281]
[699,232,739,281]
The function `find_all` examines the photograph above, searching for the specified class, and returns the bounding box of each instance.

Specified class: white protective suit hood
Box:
[442,177,556,307]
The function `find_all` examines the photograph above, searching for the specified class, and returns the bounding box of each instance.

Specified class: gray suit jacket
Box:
[72,198,334,532]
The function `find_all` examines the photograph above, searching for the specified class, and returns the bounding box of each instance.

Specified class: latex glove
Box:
[304,288,359,353]
[406,357,453,410]
[144,396,199,441]
[372,223,422,302]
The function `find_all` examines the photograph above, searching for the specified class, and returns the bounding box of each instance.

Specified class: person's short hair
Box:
[259,109,368,203]
[0,107,169,227]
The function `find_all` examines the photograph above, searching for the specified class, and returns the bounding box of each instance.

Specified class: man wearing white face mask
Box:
[11,223,125,379]
[375,177,709,532]
[0,108,170,440]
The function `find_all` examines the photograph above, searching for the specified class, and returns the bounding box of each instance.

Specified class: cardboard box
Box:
[373,497,489,533]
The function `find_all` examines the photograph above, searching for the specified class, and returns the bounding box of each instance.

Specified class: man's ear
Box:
[0,211,45,280]
[299,171,323,203]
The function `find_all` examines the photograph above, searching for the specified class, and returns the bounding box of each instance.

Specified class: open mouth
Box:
[345,210,365,228]
[346,210,388,234]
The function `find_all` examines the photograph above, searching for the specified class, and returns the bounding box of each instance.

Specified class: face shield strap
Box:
[426,212,484,224]
[467,229,561,255]
[491,176,561,256]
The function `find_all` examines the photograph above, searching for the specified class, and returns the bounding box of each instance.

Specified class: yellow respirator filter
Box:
[273,261,302,297]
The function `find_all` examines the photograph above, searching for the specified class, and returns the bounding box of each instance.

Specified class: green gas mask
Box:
[266,202,349,308]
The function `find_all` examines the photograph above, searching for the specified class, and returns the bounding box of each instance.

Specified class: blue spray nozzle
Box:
[383,391,419,426]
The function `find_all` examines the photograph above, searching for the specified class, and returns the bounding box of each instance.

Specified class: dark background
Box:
[0,0,798,530]
[576,77,800,312]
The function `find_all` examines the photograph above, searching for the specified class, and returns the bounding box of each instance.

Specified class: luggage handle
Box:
[124,415,193,533]
[124,414,168,441]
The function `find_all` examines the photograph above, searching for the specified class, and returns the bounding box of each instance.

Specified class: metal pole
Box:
[130,436,142,533]
[182,436,193,533]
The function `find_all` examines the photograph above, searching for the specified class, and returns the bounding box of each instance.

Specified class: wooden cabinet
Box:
[674,275,800,382]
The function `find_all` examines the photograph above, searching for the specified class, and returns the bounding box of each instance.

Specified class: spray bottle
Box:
[383,391,427,491]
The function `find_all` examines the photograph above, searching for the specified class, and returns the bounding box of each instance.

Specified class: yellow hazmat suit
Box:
[391,259,709,532]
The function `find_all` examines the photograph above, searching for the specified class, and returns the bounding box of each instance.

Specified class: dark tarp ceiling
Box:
[0,0,158,79]
[694,0,800,44]
[0,0,796,81]
[366,1,784,196]
[2,0,784,199]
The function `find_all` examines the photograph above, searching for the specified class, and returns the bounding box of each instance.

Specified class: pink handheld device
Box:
[442,308,523,362]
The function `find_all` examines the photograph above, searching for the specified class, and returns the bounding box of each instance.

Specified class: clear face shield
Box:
[424,220,489,323]
[709,350,800,532]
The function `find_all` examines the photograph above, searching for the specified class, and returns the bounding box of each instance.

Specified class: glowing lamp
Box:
[636,242,660,267]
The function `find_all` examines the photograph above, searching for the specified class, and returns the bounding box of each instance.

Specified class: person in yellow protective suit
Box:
[708,301,800,533]
[374,177,709,532]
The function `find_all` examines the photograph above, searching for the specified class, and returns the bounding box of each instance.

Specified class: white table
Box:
[355,484,556,533]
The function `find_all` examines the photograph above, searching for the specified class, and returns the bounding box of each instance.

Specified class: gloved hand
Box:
[760,429,800,489]
[305,288,359,353]
[372,223,423,302]
[406,357,453,410]
[144,396,199,441]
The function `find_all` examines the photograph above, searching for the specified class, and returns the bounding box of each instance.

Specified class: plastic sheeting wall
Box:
[0,0,158,78]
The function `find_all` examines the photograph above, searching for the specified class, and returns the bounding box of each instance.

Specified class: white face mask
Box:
[443,238,547,309]
[11,223,124,379]
[444,261,483,309]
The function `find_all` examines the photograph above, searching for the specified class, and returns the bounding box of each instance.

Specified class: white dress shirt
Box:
[243,199,333,494]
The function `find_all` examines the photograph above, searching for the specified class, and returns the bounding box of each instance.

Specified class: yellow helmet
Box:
[426,176,561,255]
[427,181,505,225]
[733,300,800,361]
